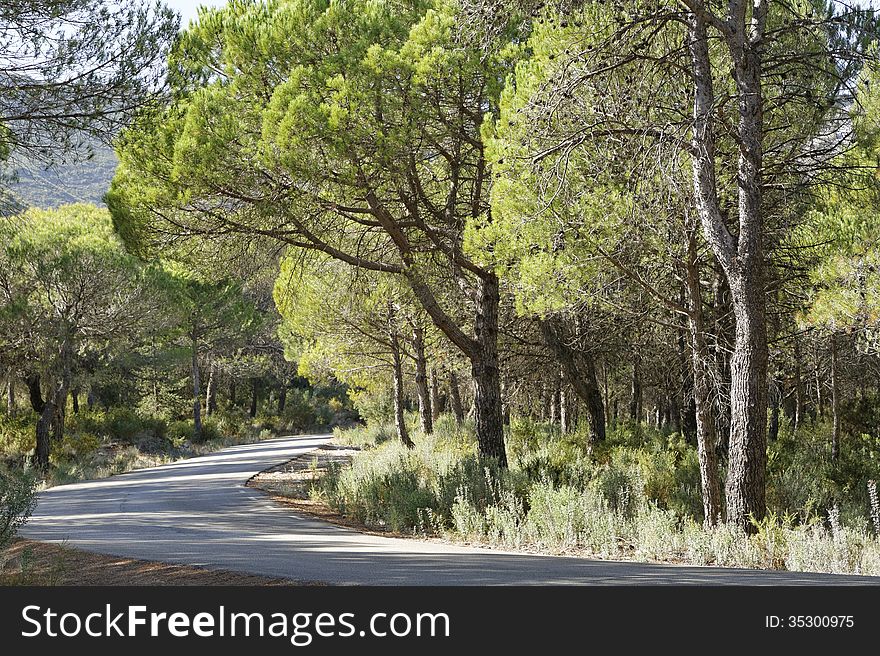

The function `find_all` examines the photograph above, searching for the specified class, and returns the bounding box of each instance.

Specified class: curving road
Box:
[19,435,880,585]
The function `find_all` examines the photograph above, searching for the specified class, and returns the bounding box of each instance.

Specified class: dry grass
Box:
[0,539,307,586]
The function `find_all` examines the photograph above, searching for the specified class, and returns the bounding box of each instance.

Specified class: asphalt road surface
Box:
[20,435,880,585]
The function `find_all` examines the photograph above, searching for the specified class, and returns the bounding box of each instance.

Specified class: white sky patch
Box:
[162,0,227,28]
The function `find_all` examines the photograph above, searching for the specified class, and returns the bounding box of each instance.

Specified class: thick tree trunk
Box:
[411,326,433,434]
[430,368,442,422]
[448,370,464,425]
[249,378,258,418]
[831,334,840,462]
[470,275,507,466]
[724,279,769,529]
[35,399,54,471]
[686,229,723,526]
[390,325,413,448]
[71,387,79,415]
[540,318,606,441]
[206,363,217,416]
[191,339,203,441]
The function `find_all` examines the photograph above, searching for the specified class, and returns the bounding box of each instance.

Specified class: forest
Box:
[3,0,880,576]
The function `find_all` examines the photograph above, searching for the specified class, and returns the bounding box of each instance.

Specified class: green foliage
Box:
[0,415,33,459]
[0,468,37,551]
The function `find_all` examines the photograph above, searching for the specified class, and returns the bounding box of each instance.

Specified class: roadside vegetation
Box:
[313,413,880,575]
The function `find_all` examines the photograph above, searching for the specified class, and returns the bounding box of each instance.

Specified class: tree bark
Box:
[448,370,464,425]
[768,374,781,443]
[206,363,217,416]
[390,321,413,448]
[540,318,606,442]
[430,368,442,422]
[686,229,723,525]
[831,334,840,462]
[411,326,433,434]
[35,398,54,471]
[191,338,203,441]
[470,275,507,466]
[560,387,570,434]
[629,353,642,423]
[71,387,80,415]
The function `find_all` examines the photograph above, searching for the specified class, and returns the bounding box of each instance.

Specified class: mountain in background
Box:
[8,144,118,209]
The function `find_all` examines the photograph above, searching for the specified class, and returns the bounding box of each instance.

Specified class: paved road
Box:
[20,435,880,585]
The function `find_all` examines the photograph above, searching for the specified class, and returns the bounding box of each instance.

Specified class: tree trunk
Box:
[768,374,781,443]
[686,229,723,525]
[501,379,511,426]
[831,334,840,462]
[689,7,768,531]
[35,398,54,471]
[793,335,803,430]
[560,387,570,434]
[206,363,217,416]
[87,388,96,409]
[470,275,507,466]
[448,370,464,425]
[411,326,433,434]
[71,387,80,415]
[278,384,287,414]
[430,368,442,422]
[550,377,560,426]
[27,375,49,471]
[390,323,413,448]
[629,353,642,422]
[191,338,203,441]
[230,379,237,407]
[6,369,15,417]
[540,318,606,442]
[249,378,258,418]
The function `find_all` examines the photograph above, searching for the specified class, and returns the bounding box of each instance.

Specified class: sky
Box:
[162,0,227,28]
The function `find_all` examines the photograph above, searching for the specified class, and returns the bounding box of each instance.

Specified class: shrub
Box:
[0,467,37,551]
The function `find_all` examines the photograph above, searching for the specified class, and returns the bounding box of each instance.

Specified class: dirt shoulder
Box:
[245,442,399,536]
[0,539,306,586]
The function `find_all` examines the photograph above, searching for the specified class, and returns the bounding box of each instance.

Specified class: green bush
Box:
[0,467,37,551]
